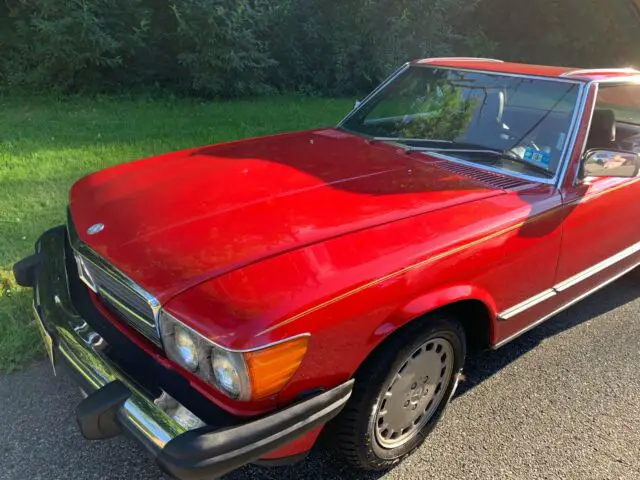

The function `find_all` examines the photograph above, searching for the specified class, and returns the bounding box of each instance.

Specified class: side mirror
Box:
[582,149,640,179]
[353,99,362,110]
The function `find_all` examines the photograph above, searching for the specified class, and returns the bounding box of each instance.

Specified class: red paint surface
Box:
[71,127,561,411]
[67,62,640,458]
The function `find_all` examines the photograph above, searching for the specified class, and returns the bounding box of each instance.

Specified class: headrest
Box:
[589,109,616,147]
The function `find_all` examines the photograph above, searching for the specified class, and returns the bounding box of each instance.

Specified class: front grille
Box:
[74,251,162,347]
[66,210,162,347]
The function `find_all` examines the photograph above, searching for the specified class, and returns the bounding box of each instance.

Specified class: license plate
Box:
[33,304,56,375]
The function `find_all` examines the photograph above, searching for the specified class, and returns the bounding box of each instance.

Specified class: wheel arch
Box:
[358,285,497,375]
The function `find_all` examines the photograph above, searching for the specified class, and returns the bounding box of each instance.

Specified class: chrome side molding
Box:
[499,289,556,321]
[494,258,640,349]
[554,242,640,292]
[499,239,640,323]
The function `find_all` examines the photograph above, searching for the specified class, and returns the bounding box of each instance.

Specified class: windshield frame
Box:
[337,64,589,186]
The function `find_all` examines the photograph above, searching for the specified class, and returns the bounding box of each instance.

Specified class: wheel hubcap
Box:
[374,338,454,449]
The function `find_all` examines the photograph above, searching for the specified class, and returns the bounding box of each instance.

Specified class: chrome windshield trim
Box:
[338,63,410,127]
[556,81,593,187]
[498,240,640,322]
[338,64,586,186]
[396,65,586,84]
[417,57,504,63]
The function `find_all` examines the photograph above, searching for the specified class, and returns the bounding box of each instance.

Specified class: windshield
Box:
[340,66,581,179]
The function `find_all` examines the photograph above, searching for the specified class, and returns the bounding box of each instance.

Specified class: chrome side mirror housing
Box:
[582,149,640,179]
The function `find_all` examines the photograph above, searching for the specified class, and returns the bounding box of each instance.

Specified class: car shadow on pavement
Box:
[456,267,640,398]
[224,267,640,480]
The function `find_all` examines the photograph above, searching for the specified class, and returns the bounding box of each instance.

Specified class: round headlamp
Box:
[211,350,243,399]
[160,311,308,402]
[174,325,199,371]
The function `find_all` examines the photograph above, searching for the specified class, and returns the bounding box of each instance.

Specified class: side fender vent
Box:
[434,161,534,190]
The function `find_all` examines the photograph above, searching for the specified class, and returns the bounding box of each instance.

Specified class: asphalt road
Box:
[2,270,640,480]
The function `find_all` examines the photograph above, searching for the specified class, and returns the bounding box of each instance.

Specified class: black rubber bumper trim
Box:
[12,252,44,287]
[19,225,355,480]
[76,380,131,440]
[157,379,354,480]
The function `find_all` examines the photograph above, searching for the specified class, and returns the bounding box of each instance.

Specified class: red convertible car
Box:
[14,58,640,478]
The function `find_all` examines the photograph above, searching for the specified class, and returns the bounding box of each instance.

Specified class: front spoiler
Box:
[15,226,353,480]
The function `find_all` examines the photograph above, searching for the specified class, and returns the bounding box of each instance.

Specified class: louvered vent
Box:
[434,161,533,190]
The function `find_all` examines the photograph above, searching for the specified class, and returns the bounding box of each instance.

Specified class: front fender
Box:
[368,284,498,346]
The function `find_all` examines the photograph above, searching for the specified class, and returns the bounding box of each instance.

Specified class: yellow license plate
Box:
[33,304,56,375]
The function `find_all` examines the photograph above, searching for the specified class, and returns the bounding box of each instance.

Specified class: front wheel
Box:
[333,316,466,470]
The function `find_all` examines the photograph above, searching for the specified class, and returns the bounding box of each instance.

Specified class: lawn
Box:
[0,95,352,371]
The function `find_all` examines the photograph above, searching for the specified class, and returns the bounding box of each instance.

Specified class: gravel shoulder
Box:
[1,270,640,480]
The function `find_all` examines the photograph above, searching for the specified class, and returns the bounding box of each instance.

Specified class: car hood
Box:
[69,129,504,302]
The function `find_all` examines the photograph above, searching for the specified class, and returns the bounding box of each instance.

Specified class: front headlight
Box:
[174,326,199,371]
[161,320,201,372]
[211,348,246,399]
[159,311,308,401]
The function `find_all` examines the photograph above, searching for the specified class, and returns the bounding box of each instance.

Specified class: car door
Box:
[555,82,640,302]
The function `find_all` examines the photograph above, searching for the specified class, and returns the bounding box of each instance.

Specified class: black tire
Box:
[332,315,466,471]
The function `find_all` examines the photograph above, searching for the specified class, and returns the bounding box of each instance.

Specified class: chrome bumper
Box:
[30,226,188,449]
[17,226,353,479]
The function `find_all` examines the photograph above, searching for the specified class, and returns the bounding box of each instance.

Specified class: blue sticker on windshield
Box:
[523,147,551,166]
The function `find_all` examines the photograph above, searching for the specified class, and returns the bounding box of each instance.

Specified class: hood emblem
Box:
[86,223,105,235]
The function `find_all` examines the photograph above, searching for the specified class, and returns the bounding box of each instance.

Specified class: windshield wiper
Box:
[409,146,554,178]
[370,136,453,145]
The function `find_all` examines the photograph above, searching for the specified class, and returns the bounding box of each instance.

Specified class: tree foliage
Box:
[0,0,638,97]
[474,0,640,67]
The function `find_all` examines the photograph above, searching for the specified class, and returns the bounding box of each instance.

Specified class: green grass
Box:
[0,94,352,371]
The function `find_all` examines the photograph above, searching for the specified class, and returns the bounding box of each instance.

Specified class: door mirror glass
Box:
[582,149,640,178]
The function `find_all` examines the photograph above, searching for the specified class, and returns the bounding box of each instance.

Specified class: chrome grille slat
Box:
[77,254,162,346]
[83,259,154,319]
[66,210,162,347]
[100,290,160,345]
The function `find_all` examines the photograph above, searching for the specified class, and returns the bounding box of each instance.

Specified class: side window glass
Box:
[586,84,640,153]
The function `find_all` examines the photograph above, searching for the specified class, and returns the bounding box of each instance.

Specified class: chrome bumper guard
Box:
[18,226,353,480]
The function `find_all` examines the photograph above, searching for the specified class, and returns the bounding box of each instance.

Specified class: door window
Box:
[586,84,640,153]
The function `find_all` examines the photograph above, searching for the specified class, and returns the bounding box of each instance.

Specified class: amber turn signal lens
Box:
[244,336,309,400]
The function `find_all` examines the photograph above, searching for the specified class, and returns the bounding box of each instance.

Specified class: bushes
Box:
[268,0,473,95]
[474,0,640,67]
[169,1,276,96]
[1,0,150,91]
[1,0,639,97]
